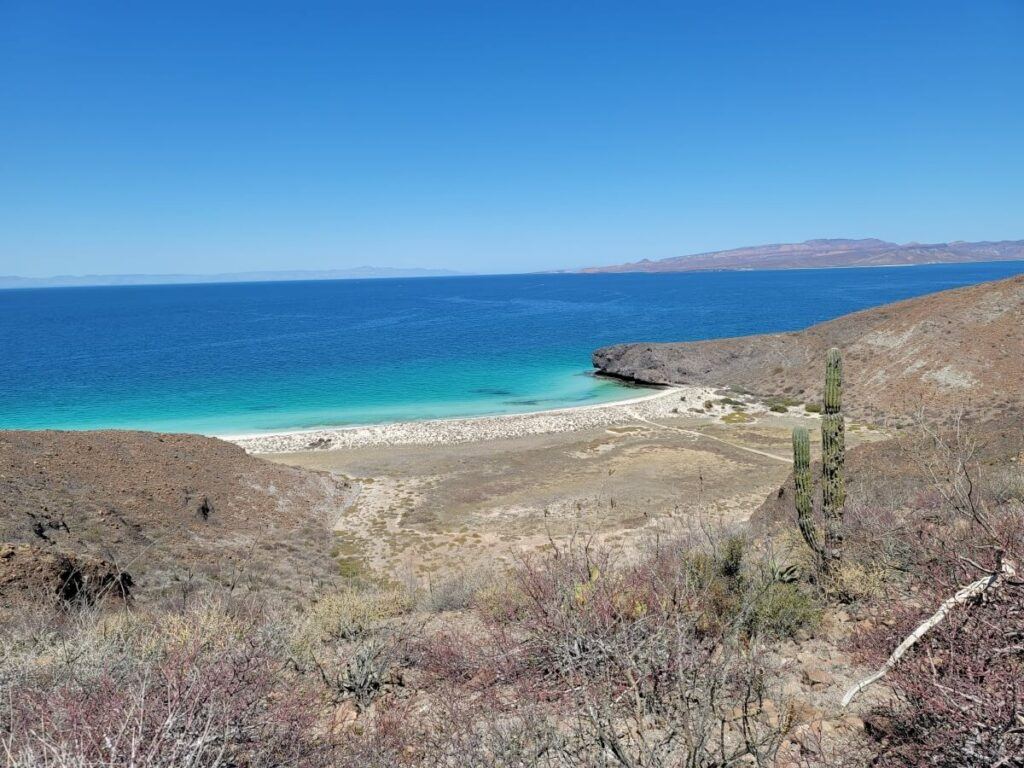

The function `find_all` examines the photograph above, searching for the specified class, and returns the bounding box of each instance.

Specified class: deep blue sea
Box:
[2,261,1022,435]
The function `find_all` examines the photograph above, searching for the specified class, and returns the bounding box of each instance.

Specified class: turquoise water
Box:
[2,262,1022,435]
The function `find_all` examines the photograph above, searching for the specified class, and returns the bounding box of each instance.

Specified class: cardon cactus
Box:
[791,347,846,577]
[820,348,846,564]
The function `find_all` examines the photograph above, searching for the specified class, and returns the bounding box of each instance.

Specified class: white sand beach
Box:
[225,384,760,453]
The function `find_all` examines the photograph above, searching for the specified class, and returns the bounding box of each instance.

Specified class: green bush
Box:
[746,581,821,639]
[717,535,746,580]
[721,412,754,424]
[804,402,822,414]
[768,404,788,413]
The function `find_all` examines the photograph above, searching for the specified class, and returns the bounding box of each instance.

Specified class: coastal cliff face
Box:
[594,274,1024,423]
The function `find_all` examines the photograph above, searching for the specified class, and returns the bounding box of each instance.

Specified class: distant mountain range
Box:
[0,266,460,289]
[576,238,1024,273]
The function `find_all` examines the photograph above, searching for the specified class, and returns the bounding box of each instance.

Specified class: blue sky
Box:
[1,1,1022,276]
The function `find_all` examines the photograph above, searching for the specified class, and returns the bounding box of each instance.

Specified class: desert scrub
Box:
[336,556,370,580]
[473,573,535,622]
[716,396,744,406]
[804,402,822,413]
[3,598,334,767]
[419,567,500,613]
[745,580,821,639]
[295,585,413,647]
[679,536,819,640]
[834,560,888,600]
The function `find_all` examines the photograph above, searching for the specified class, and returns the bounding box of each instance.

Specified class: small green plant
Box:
[746,581,821,639]
[721,412,754,424]
[768,404,788,413]
[804,402,822,414]
[717,535,746,580]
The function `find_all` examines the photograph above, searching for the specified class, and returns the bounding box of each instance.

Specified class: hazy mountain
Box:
[0,266,461,289]
[577,238,1024,273]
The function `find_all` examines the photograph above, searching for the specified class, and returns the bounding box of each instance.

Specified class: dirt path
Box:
[625,410,794,464]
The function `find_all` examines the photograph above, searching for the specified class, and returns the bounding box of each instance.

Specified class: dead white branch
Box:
[841,556,1018,708]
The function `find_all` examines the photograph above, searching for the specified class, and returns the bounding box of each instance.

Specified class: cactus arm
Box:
[792,427,824,561]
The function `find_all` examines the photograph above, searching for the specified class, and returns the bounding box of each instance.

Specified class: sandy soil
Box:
[254,388,889,583]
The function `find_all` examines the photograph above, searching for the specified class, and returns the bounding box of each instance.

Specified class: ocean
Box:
[2,261,1022,435]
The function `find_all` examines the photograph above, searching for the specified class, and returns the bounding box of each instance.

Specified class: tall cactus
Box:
[820,348,846,565]
[791,347,846,578]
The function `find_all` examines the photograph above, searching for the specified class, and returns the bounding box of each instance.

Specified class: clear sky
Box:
[1,1,1022,277]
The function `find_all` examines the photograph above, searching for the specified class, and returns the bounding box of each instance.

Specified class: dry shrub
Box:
[331,693,563,768]
[455,534,813,766]
[1,597,335,768]
[472,574,533,623]
[288,586,421,712]
[856,580,1024,767]
[294,584,413,647]
[417,567,501,614]
[846,420,1024,766]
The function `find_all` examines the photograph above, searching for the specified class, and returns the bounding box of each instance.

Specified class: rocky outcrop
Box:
[594,274,1024,424]
[0,430,353,600]
[0,543,131,607]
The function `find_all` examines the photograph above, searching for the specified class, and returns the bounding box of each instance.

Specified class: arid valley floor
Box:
[259,393,888,581]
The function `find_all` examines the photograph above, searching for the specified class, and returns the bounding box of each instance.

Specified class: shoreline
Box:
[229,385,738,454]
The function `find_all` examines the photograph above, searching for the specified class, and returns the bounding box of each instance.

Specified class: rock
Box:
[791,723,822,753]
[838,714,865,732]
[791,701,822,723]
[801,665,836,688]
[782,680,804,698]
[332,700,359,728]
[0,542,132,607]
[796,650,819,666]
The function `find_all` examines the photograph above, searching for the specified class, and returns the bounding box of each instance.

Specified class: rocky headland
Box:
[594,274,1024,424]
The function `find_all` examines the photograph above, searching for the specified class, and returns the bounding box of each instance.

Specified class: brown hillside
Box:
[0,430,352,599]
[594,274,1024,424]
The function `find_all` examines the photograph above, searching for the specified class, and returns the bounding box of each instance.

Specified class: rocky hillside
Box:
[0,430,352,601]
[579,238,1024,273]
[594,274,1024,423]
